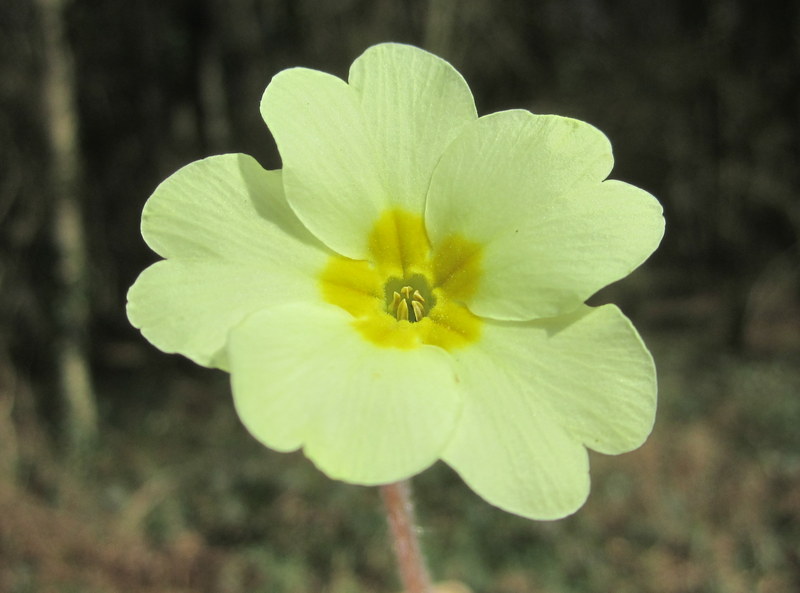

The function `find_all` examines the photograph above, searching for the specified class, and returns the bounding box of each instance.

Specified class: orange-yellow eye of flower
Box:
[318,209,482,350]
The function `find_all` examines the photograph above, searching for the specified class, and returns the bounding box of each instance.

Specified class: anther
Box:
[411,300,424,321]
[392,285,426,322]
[397,299,410,321]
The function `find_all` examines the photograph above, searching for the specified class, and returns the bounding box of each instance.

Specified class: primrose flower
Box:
[127,43,664,520]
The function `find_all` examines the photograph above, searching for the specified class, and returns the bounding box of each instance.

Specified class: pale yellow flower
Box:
[128,43,664,519]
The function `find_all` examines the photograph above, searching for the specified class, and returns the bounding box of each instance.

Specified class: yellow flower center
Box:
[319,209,482,350]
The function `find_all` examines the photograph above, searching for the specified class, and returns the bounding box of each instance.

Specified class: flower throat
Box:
[384,274,434,323]
[318,208,482,350]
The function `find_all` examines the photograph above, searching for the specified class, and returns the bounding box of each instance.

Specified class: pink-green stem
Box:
[380,480,433,593]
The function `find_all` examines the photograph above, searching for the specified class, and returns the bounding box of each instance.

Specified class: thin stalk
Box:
[380,480,432,593]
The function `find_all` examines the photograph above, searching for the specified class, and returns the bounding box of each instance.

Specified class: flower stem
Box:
[380,480,433,593]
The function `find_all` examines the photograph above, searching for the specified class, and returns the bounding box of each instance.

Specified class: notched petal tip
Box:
[445,436,592,521]
[426,111,663,321]
[129,153,329,368]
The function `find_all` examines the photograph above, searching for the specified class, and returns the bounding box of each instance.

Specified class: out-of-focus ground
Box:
[3,308,799,592]
[1,0,799,591]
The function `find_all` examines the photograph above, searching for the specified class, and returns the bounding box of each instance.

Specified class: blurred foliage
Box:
[1,0,799,591]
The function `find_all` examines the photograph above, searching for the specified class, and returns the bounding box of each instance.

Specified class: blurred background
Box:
[1,0,799,591]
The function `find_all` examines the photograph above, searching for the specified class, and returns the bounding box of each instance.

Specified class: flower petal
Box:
[444,355,589,521]
[261,44,478,259]
[142,153,324,260]
[128,261,304,369]
[127,154,328,368]
[349,43,477,214]
[260,67,386,259]
[426,110,664,320]
[228,303,462,485]
[443,304,656,519]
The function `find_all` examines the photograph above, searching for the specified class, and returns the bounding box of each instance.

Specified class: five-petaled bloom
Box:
[128,43,664,520]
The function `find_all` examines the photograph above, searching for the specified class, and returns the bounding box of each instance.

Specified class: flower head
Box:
[127,43,664,520]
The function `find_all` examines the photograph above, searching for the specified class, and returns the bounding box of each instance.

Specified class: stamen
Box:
[411,300,425,321]
[391,285,427,322]
[391,291,402,311]
[397,300,410,321]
